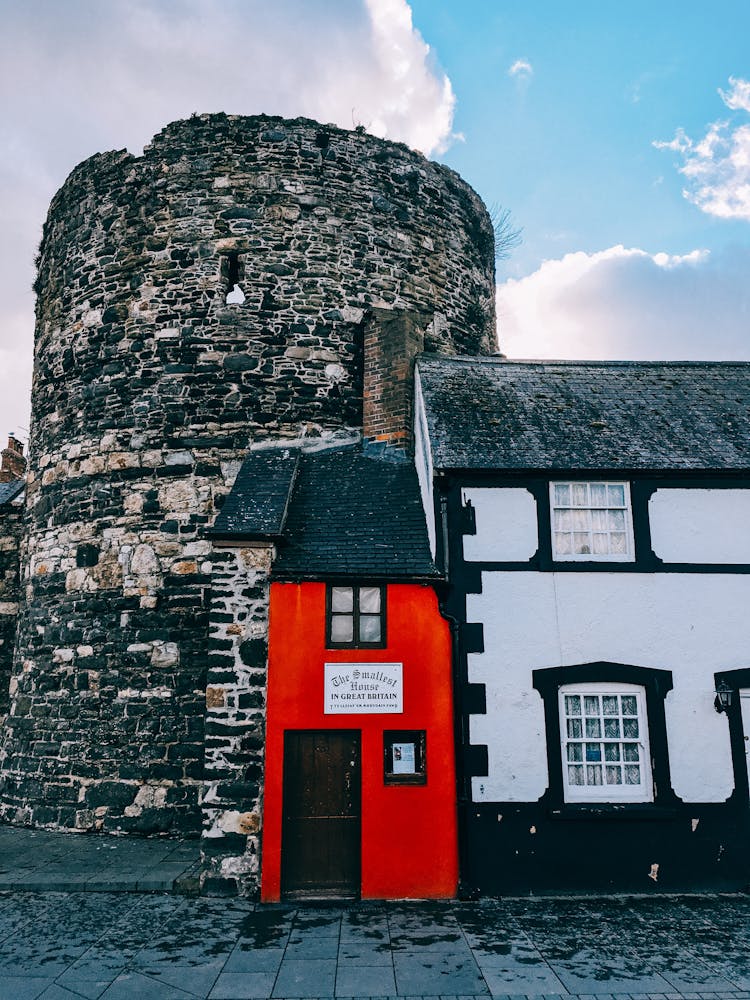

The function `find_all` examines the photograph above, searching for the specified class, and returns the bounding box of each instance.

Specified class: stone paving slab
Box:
[0,825,199,893]
[0,892,746,999]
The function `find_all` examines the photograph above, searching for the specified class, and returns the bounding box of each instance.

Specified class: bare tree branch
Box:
[489,203,523,261]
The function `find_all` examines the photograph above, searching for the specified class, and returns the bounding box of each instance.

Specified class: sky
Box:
[1,0,749,439]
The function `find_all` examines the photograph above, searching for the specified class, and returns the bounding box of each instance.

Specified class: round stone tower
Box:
[0,113,496,836]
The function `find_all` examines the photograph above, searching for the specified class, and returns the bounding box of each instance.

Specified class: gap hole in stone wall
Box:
[224,252,246,305]
[226,284,245,305]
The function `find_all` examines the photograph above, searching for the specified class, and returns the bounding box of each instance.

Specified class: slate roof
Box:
[0,480,24,507]
[417,356,750,471]
[211,449,299,539]
[212,446,438,580]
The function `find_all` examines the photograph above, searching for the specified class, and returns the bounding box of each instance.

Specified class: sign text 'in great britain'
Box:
[324,663,403,714]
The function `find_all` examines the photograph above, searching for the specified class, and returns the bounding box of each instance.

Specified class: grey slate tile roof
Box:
[210,449,299,539]
[0,480,24,507]
[274,448,438,579]
[212,445,438,579]
[417,355,750,471]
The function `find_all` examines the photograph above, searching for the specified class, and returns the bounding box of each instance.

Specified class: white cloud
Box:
[720,76,750,112]
[508,58,533,80]
[0,0,456,438]
[497,245,750,361]
[655,77,750,221]
[363,0,456,154]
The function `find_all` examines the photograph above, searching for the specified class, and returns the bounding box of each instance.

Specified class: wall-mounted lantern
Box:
[714,679,733,714]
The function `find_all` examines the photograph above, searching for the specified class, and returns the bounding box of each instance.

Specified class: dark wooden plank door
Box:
[281,730,361,899]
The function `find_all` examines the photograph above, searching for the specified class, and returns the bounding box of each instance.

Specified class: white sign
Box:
[392,742,416,774]
[324,663,403,714]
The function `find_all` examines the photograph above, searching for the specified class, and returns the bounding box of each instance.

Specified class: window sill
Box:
[549,804,678,821]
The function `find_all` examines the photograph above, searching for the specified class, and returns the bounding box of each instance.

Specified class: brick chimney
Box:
[363,308,425,453]
[0,435,26,483]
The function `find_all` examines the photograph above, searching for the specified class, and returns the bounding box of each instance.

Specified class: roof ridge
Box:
[417,354,750,368]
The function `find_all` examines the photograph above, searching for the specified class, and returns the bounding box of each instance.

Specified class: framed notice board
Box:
[383,730,426,785]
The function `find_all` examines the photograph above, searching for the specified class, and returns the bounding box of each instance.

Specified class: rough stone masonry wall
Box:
[202,544,272,895]
[0,505,23,720]
[1,112,495,840]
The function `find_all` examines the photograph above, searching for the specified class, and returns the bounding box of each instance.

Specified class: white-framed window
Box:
[559,682,653,802]
[327,584,386,648]
[551,481,634,561]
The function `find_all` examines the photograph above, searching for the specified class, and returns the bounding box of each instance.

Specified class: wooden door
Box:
[281,730,361,900]
[740,690,750,792]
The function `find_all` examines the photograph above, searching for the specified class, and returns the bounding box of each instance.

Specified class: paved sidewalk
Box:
[0,825,199,892]
[0,826,745,1000]
[0,892,746,1000]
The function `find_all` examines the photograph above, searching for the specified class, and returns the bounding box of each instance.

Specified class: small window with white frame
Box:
[560,682,653,802]
[551,481,634,561]
[326,584,386,648]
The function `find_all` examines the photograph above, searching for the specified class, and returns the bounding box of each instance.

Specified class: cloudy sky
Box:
[1,0,749,438]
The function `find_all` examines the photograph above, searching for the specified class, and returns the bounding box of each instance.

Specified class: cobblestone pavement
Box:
[0,892,745,1000]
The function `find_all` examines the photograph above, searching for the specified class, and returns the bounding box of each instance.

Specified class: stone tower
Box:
[0,114,496,850]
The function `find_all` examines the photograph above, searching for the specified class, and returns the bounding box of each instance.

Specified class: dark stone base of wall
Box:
[463,802,750,895]
[0,777,202,836]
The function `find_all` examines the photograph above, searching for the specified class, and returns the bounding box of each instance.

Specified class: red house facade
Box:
[261,581,456,901]
[209,447,458,900]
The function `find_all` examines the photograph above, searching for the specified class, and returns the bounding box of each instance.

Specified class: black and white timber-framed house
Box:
[414,355,750,894]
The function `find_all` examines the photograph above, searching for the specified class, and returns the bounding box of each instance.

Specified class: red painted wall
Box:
[261,581,458,901]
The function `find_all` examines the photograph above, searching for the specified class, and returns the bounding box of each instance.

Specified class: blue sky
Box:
[1,0,749,437]
[411,0,750,271]
[406,1,750,361]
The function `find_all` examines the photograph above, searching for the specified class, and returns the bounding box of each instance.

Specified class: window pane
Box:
[602,696,618,715]
[572,483,587,506]
[585,718,601,738]
[359,615,381,643]
[584,695,599,716]
[331,587,353,612]
[623,744,640,762]
[624,765,641,785]
[555,532,572,554]
[359,586,381,613]
[567,743,583,762]
[609,532,627,553]
[608,484,626,506]
[572,508,589,530]
[573,532,591,554]
[330,615,354,642]
[554,484,570,506]
[567,718,582,739]
[605,765,622,784]
[604,743,621,761]
[623,718,639,739]
[586,764,603,785]
[555,509,573,531]
[565,695,581,716]
[591,533,608,555]
[590,483,607,507]
[585,743,601,762]
[608,509,626,530]
[604,718,621,738]
[591,509,608,530]
[568,765,584,785]
[621,696,638,715]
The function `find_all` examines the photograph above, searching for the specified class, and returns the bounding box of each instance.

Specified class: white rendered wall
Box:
[413,373,436,557]
[650,489,750,564]
[462,488,538,562]
[468,572,748,804]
